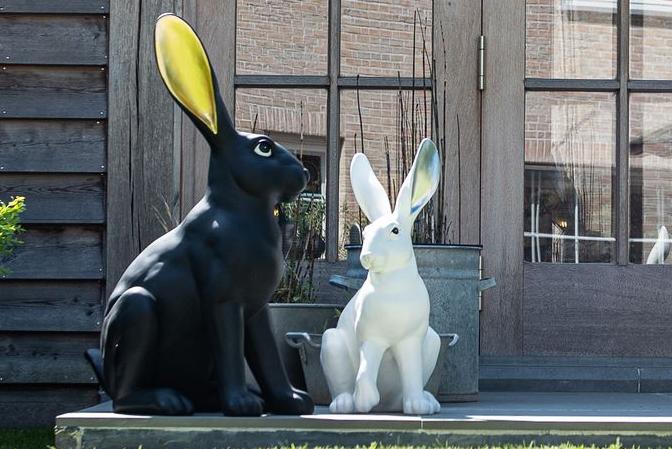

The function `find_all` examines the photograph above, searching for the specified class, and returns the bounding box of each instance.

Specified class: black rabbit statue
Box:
[86,13,314,417]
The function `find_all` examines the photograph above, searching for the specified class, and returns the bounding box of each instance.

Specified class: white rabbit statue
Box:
[321,138,442,415]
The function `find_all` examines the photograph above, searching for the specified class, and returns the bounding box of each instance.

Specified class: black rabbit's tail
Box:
[85,348,109,394]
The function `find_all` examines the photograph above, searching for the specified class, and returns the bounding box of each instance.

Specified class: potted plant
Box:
[269,194,341,390]
[0,196,26,276]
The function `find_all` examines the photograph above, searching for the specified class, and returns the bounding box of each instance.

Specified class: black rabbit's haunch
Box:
[86,13,313,417]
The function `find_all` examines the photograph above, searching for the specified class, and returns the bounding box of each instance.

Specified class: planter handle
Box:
[439,333,460,347]
[478,277,496,292]
[328,275,364,292]
[285,332,321,349]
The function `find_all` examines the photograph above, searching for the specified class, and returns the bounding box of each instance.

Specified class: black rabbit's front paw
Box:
[266,388,314,415]
[221,389,265,416]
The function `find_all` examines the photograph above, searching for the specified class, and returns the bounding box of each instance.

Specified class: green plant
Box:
[274,195,326,304]
[0,196,26,276]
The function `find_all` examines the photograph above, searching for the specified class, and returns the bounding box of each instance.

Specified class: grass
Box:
[0,428,53,449]
[0,431,664,449]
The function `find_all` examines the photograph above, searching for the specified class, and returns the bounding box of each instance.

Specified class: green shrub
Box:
[0,196,26,275]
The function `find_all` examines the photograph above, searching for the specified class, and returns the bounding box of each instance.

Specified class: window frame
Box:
[233,0,433,262]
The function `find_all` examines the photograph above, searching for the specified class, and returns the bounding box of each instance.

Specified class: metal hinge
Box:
[478,35,486,91]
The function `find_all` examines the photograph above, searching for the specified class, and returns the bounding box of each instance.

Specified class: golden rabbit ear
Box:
[155,14,218,135]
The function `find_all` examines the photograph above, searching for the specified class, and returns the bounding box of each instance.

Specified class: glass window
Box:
[339,89,432,252]
[526,0,617,79]
[341,0,432,77]
[524,91,616,263]
[235,88,328,261]
[235,88,328,196]
[236,0,328,75]
[629,93,672,264]
[630,2,672,80]
[234,2,432,261]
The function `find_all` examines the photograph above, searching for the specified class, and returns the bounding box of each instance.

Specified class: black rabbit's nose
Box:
[303,168,310,182]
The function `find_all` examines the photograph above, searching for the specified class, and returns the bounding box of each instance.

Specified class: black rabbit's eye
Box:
[391,227,399,235]
[253,141,273,158]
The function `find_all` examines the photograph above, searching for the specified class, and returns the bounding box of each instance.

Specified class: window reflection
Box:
[524,91,615,263]
[630,2,672,80]
[526,0,617,79]
[629,94,672,264]
[236,0,328,75]
[341,0,432,77]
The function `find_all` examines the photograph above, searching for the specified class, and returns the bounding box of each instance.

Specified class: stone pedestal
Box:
[56,393,672,449]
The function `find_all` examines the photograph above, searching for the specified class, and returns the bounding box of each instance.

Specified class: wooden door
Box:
[481,0,672,358]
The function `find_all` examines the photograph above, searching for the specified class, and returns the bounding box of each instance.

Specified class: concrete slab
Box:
[56,392,672,449]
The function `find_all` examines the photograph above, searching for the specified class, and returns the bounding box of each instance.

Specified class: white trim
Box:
[524,232,615,242]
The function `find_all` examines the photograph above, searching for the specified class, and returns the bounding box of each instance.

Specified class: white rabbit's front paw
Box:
[423,390,441,414]
[403,391,440,415]
[329,393,355,414]
[353,377,380,413]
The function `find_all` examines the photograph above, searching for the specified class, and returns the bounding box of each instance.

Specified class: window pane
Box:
[526,0,617,79]
[630,3,672,80]
[339,89,433,257]
[524,91,616,263]
[236,0,328,75]
[629,94,672,264]
[235,88,328,261]
[341,0,432,77]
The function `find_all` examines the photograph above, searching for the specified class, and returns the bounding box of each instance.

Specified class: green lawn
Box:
[0,428,53,449]
[0,431,661,449]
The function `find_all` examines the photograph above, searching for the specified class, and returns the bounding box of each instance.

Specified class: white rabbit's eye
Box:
[391,227,399,235]
[254,141,273,157]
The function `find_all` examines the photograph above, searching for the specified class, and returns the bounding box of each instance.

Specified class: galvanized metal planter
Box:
[331,244,495,402]
[286,332,459,406]
[268,303,341,389]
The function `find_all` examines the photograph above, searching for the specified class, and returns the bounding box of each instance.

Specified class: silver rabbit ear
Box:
[410,139,441,216]
[350,153,392,222]
[395,138,441,225]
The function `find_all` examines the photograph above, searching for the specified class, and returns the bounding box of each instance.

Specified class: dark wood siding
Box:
[0,2,108,426]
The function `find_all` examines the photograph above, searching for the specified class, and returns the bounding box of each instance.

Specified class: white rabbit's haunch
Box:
[321,139,442,415]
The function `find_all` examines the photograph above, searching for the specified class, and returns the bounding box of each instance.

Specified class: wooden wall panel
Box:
[480,0,525,356]
[0,120,106,173]
[0,0,109,14]
[0,281,102,332]
[524,264,672,357]
[0,174,105,224]
[0,15,108,65]
[433,0,481,245]
[0,3,108,426]
[106,0,184,297]
[0,66,106,119]
[3,226,104,280]
[0,387,98,427]
[0,333,98,384]
[180,0,236,215]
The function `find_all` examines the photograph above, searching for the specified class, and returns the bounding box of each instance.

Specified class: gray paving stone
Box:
[56,393,672,449]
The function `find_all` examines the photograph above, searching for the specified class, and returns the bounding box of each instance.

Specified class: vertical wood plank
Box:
[433,0,482,245]
[326,0,341,262]
[106,0,183,298]
[105,0,139,297]
[180,0,237,215]
[480,0,525,355]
